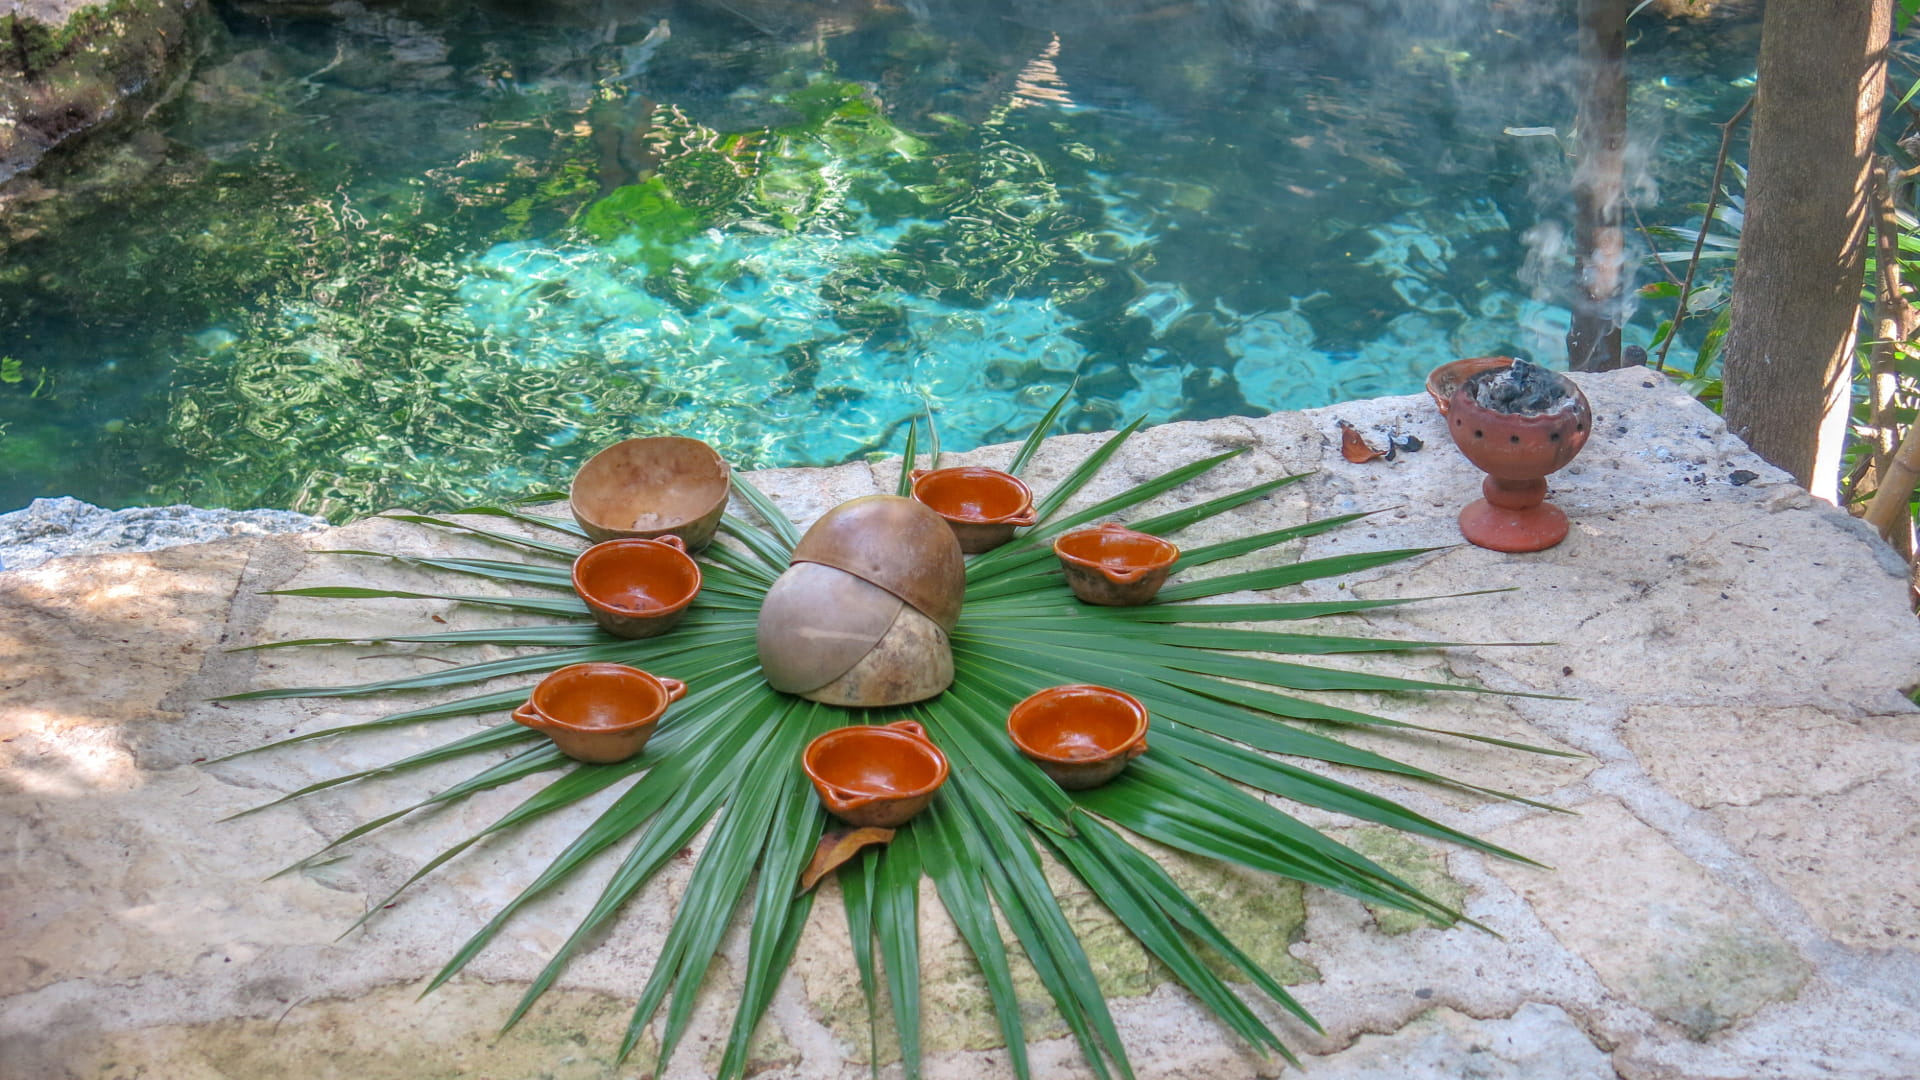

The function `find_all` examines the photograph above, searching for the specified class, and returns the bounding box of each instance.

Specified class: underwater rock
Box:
[0,496,325,574]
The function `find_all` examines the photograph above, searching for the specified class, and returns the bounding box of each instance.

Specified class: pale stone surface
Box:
[1300,1003,1616,1079]
[5,369,1920,1079]
[8,980,659,1080]
[1487,798,1810,1039]
[1619,706,1920,952]
[1716,781,1920,952]
[1621,705,1913,810]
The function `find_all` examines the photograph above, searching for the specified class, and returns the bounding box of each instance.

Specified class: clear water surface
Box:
[0,0,1756,519]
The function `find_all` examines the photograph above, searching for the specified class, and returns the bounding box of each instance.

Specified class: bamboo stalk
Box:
[1859,158,1915,554]
[1863,422,1920,538]
[1867,158,1908,484]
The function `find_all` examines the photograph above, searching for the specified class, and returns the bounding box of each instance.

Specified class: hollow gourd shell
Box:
[757,563,903,694]
[569,436,731,550]
[800,604,953,707]
[790,495,965,630]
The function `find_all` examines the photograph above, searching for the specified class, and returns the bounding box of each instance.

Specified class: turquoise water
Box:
[0,1,1753,519]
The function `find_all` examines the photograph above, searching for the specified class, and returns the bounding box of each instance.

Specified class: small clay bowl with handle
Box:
[803,719,949,827]
[909,467,1037,553]
[1007,684,1149,790]
[1053,523,1180,606]
[572,535,701,639]
[512,662,687,764]
[570,436,731,551]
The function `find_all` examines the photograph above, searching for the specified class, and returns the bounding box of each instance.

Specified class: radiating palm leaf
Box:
[898,418,920,496]
[1006,380,1075,479]
[220,421,1568,1080]
[731,469,802,549]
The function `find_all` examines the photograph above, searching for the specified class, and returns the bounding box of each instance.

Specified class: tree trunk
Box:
[1720,0,1891,497]
[1567,0,1628,373]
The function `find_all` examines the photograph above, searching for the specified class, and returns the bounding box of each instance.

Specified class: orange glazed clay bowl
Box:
[1053,523,1180,606]
[569,436,731,550]
[512,662,687,764]
[909,467,1037,553]
[803,720,949,828]
[571,535,702,639]
[1007,684,1150,790]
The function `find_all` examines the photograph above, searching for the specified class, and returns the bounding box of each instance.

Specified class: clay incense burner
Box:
[512,662,687,764]
[570,436,732,551]
[803,720,950,827]
[571,535,701,639]
[1053,523,1180,606]
[757,495,965,706]
[1006,684,1149,790]
[1428,356,1592,553]
[910,467,1038,553]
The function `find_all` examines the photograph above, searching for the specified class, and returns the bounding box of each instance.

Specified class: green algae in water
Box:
[0,2,1734,518]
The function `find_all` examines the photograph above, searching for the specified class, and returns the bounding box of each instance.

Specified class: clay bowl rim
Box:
[1426,356,1517,413]
[568,436,731,536]
[910,466,1036,525]
[528,662,682,733]
[571,537,703,617]
[802,723,951,800]
[1006,684,1150,765]
[1052,524,1181,578]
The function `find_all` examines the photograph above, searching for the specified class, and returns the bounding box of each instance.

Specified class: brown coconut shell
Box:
[791,495,965,630]
[570,437,731,550]
[757,563,904,695]
[799,604,952,706]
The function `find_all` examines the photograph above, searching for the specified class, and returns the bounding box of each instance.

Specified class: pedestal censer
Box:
[1428,356,1592,552]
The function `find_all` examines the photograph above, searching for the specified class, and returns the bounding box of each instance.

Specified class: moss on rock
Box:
[0,0,212,185]
[1333,826,1469,935]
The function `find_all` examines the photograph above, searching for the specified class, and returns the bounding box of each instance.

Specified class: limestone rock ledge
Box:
[0,495,326,572]
[3,369,1919,1080]
[0,0,213,186]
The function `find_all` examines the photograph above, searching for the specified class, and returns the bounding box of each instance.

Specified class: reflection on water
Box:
[0,0,1752,518]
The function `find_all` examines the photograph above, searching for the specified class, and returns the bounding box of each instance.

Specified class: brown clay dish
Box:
[803,720,949,827]
[1427,356,1593,553]
[1053,523,1180,606]
[910,467,1038,553]
[512,662,687,764]
[570,436,731,550]
[790,495,965,629]
[1007,684,1149,790]
[571,535,701,638]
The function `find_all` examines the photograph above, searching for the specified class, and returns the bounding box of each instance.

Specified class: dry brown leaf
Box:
[1338,420,1385,464]
[797,826,895,893]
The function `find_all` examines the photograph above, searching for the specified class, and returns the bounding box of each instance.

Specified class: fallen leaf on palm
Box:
[1338,421,1385,463]
[798,827,895,893]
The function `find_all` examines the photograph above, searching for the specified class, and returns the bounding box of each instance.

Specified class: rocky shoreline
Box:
[0,495,325,573]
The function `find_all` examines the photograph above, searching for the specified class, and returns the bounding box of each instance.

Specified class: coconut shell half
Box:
[800,604,953,706]
[757,563,903,694]
[570,436,731,549]
[791,495,965,630]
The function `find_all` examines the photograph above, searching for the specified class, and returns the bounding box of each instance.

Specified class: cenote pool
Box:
[0,0,1754,519]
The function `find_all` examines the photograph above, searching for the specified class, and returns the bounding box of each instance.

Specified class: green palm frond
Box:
[220,418,1563,1078]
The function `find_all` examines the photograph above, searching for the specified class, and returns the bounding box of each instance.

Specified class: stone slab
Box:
[1300,1003,1616,1079]
[1487,798,1810,1039]
[0,496,324,574]
[3,369,1919,1079]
